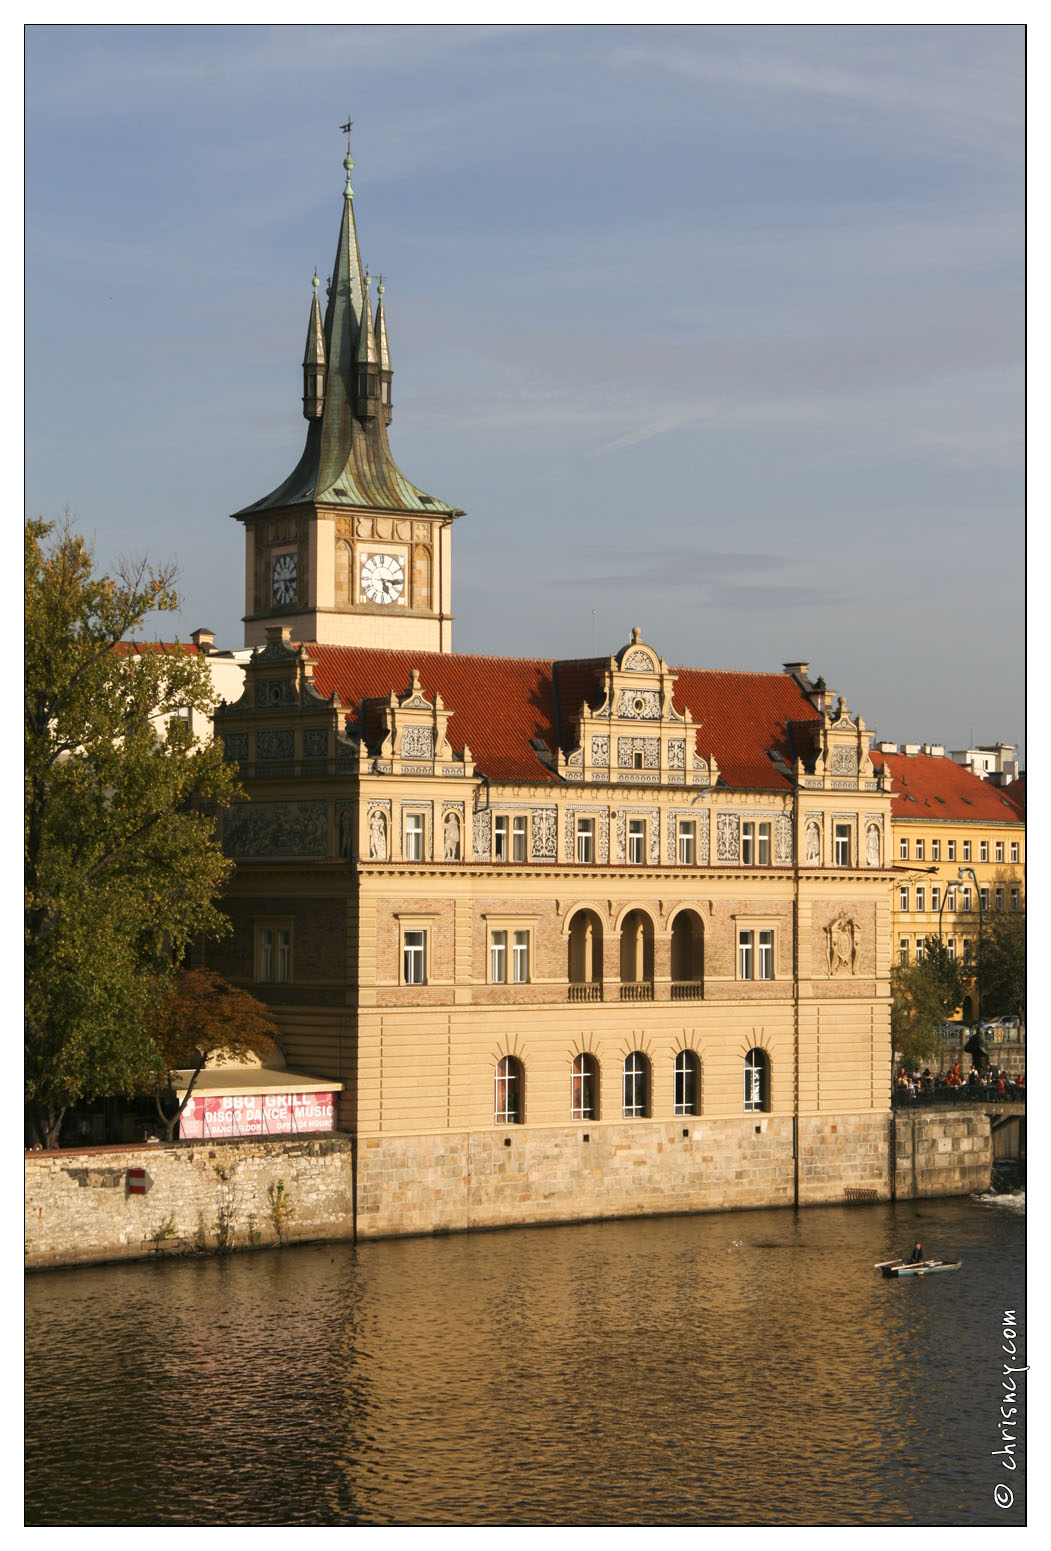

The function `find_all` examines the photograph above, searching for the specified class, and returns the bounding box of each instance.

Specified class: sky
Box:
[25,21,1025,758]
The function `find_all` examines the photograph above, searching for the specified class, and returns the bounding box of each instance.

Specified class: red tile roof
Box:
[304,645,821,790]
[873,752,1026,824]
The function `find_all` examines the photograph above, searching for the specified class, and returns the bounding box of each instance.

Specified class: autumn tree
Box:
[25,518,238,1147]
[975,909,1026,1022]
[149,970,281,1140]
[891,935,966,1071]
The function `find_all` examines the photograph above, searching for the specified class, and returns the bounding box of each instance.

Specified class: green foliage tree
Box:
[150,970,281,1141]
[975,909,1026,1021]
[25,518,238,1147]
[891,935,967,1072]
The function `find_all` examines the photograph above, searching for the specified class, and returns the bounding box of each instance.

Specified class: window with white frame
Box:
[404,811,424,861]
[834,823,851,866]
[576,817,595,863]
[947,841,956,861]
[995,842,1004,863]
[741,820,755,865]
[932,840,941,861]
[744,1048,768,1112]
[677,820,696,865]
[899,939,909,965]
[627,817,646,864]
[916,839,925,861]
[1010,842,1019,863]
[741,820,771,865]
[495,1056,523,1124]
[946,887,957,910]
[961,887,972,912]
[899,886,909,911]
[512,930,530,983]
[757,822,771,865]
[512,815,528,862]
[622,1051,649,1118]
[1010,888,1019,911]
[674,1050,700,1116]
[980,887,989,911]
[915,886,925,912]
[980,842,989,863]
[571,1053,598,1120]
[931,886,940,912]
[494,815,508,861]
[899,838,909,860]
[995,887,1004,912]
[947,938,957,960]
[490,930,508,983]
[963,938,973,964]
[963,841,971,862]
[915,939,925,962]
[257,924,292,983]
[738,928,774,980]
[403,929,427,984]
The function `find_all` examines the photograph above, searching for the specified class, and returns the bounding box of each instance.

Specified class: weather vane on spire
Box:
[340,117,353,142]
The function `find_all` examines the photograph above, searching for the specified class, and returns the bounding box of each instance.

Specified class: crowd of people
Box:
[894,1063,1025,1102]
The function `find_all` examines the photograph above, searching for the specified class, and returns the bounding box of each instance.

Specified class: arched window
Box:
[744,1048,769,1113]
[674,1050,700,1115]
[571,1053,598,1120]
[335,539,352,605]
[495,1056,523,1124]
[619,910,654,1000]
[623,1050,649,1118]
[568,909,603,1000]
[670,911,704,998]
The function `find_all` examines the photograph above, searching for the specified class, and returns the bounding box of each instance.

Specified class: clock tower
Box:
[233,134,463,652]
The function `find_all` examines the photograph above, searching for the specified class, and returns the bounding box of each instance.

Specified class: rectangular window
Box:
[899,886,909,911]
[1010,888,1019,911]
[963,841,971,862]
[257,926,292,983]
[1010,842,1019,863]
[915,939,925,962]
[834,823,851,866]
[757,822,771,866]
[404,812,424,861]
[899,838,909,860]
[494,815,508,860]
[931,840,941,861]
[980,842,989,863]
[757,930,774,980]
[961,887,972,912]
[403,930,426,984]
[947,939,957,960]
[899,939,909,965]
[512,816,527,862]
[738,930,754,980]
[627,818,645,864]
[995,842,1004,863]
[259,928,273,982]
[931,886,940,912]
[677,820,696,865]
[963,938,973,965]
[995,887,1004,911]
[576,818,595,863]
[947,841,956,861]
[512,930,530,984]
[490,930,507,984]
[276,929,291,983]
[915,887,925,912]
[915,839,925,861]
[980,887,989,911]
[946,887,956,911]
[741,821,755,865]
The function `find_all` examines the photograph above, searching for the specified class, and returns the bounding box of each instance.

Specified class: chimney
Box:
[191,627,216,654]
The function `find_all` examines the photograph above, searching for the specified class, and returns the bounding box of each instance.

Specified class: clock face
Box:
[271,552,297,605]
[360,552,405,605]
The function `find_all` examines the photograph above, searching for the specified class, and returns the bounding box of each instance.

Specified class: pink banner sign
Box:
[179,1090,336,1139]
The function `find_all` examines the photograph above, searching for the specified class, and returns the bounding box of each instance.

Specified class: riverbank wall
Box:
[24,1109,994,1270]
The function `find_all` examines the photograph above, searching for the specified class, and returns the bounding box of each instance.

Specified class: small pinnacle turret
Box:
[302,270,326,420]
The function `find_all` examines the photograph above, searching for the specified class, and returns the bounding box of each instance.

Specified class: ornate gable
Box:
[372,668,475,778]
[796,696,889,794]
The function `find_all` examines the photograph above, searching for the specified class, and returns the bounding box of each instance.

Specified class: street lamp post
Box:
[958,865,983,1024]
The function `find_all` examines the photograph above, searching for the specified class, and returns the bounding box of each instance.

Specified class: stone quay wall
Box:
[26,1110,992,1270]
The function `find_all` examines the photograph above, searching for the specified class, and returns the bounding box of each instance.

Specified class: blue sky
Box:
[25,23,1024,755]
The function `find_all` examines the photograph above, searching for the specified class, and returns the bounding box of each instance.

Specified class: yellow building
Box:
[209,144,919,1235]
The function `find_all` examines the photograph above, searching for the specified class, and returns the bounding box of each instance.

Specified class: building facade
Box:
[210,144,904,1236]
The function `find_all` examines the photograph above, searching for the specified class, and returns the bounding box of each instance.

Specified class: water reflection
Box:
[25,1197,1025,1526]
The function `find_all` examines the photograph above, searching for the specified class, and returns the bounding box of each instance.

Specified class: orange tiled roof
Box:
[873,751,1025,824]
[304,645,821,790]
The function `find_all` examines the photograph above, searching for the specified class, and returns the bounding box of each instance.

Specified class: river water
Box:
[25,1193,1025,1527]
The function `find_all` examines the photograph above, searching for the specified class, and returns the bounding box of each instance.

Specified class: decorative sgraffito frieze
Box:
[473,809,492,860]
[622,648,656,672]
[826,911,860,975]
[716,812,740,863]
[830,746,859,776]
[668,740,685,770]
[256,729,295,761]
[400,725,435,760]
[303,728,329,758]
[255,679,296,709]
[618,736,659,769]
[564,807,610,863]
[402,765,432,776]
[441,766,463,777]
[591,736,610,766]
[532,807,558,860]
[225,801,326,859]
[831,779,857,789]
[698,809,710,863]
[775,813,793,864]
[223,732,249,764]
[568,748,583,766]
[617,689,660,720]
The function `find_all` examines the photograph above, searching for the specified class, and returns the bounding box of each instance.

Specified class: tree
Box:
[975,910,1026,1021]
[149,970,282,1140]
[891,936,966,1071]
[25,518,239,1147]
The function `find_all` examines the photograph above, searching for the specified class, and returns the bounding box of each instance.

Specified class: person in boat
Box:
[907,1241,925,1264]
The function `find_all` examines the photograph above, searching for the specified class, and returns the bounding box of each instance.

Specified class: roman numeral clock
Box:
[359,552,405,605]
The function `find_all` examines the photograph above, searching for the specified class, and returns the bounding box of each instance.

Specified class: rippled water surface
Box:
[25,1195,1025,1526]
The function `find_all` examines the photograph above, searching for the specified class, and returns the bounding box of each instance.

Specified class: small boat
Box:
[875,1258,962,1279]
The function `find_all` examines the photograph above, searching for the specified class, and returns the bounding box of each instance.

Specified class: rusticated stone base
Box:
[893,1109,993,1199]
